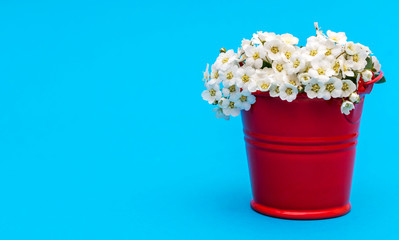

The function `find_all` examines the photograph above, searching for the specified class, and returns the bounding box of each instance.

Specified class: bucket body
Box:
[241,93,365,220]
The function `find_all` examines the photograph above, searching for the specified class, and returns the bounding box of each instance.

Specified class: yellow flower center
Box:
[253,52,260,60]
[209,89,216,96]
[285,88,293,95]
[333,62,340,73]
[271,46,279,54]
[342,82,349,91]
[353,54,359,62]
[289,80,297,86]
[240,95,247,102]
[325,49,332,56]
[285,51,291,59]
[276,64,283,72]
[293,59,300,68]
[227,72,233,79]
[242,75,250,83]
[275,86,280,93]
[222,58,229,63]
[317,68,325,75]
[261,83,269,89]
[228,101,235,108]
[343,65,348,72]
[214,71,219,79]
[303,75,309,81]
[312,84,320,92]
[310,50,318,56]
[326,83,335,92]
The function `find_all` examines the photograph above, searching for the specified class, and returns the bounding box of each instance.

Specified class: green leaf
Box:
[376,76,386,84]
[365,56,373,70]
[262,61,272,68]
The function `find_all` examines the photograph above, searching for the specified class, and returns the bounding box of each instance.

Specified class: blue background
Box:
[0,0,398,239]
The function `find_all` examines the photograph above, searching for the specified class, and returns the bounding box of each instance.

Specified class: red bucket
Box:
[241,72,383,220]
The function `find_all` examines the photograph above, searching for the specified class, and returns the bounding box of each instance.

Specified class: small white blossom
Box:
[309,60,335,82]
[233,90,256,111]
[341,101,355,115]
[202,84,222,104]
[340,59,354,78]
[269,83,281,97]
[281,44,296,62]
[257,31,277,43]
[279,83,298,102]
[272,60,287,75]
[236,66,256,91]
[280,33,299,45]
[298,73,312,85]
[214,50,238,71]
[318,77,343,100]
[349,93,361,103]
[213,107,229,120]
[305,78,325,99]
[286,52,306,74]
[372,56,381,72]
[303,41,323,61]
[264,39,284,61]
[346,49,368,71]
[362,70,373,82]
[244,45,266,69]
[253,69,273,92]
[222,84,240,99]
[203,64,210,82]
[326,30,347,45]
[220,98,241,117]
[220,65,239,87]
[208,64,222,85]
[341,80,357,97]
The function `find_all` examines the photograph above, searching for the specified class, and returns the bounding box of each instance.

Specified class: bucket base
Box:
[250,200,351,220]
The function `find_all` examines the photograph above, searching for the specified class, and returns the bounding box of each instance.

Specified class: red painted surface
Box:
[241,73,381,220]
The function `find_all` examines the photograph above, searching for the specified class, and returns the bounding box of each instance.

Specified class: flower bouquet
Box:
[201,23,385,220]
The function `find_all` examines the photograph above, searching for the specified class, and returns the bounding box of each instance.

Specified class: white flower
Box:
[281,44,296,62]
[272,60,287,75]
[202,84,222,104]
[203,64,210,82]
[236,66,256,91]
[220,98,241,117]
[349,93,361,104]
[220,65,239,87]
[264,39,284,61]
[269,83,281,97]
[214,50,238,71]
[222,84,240,99]
[319,39,342,59]
[241,39,252,50]
[244,45,266,69]
[340,59,354,78]
[326,30,347,45]
[298,73,312,85]
[318,77,343,100]
[346,50,368,71]
[232,90,256,111]
[286,52,306,74]
[213,107,229,120]
[341,80,357,97]
[344,42,358,55]
[309,60,335,82]
[280,33,299,45]
[279,83,298,102]
[257,31,277,42]
[253,69,273,92]
[372,56,381,72]
[341,101,355,115]
[362,70,373,82]
[305,78,325,99]
[208,64,222,85]
[303,41,323,61]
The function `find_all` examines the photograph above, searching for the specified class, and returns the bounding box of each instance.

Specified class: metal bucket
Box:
[241,72,383,220]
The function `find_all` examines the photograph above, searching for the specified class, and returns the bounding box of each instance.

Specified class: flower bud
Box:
[362,70,373,82]
[219,47,226,53]
[349,92,361,104]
